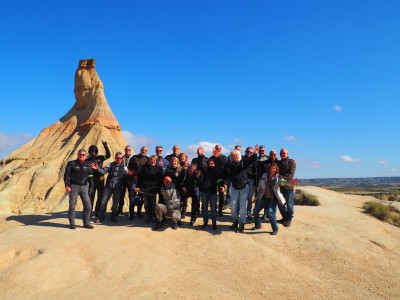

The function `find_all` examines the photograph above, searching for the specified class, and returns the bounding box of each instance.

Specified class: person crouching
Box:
[153,176,181,230]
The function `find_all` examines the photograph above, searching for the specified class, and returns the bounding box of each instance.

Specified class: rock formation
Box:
[0,59,129,214]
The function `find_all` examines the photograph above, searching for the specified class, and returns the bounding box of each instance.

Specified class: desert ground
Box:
[0,186,399,299]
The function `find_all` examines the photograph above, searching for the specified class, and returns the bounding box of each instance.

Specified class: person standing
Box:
[118,145,134,215]
[134,155,163,223]
[154,145,169,206]
[191,146,208,213]
[64,149,94,229]
[178,153,190,219]
[94,152,128,223]
[254,145,269,189]
[199,158,224,231]
[210,144,228,217]
[277,148,296,227]
[243,146,256,220]
[155,145,169,173]
[127,146,149,219]
[225,145,259,232]
[181,164,202,226]
[86,140,111,218]
[252,163,283,235]
[165,145,180,163]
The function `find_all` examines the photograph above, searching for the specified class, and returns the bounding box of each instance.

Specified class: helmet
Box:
[88,145,98,155]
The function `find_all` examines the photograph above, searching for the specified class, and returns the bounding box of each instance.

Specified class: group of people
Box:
[64,143,297,235]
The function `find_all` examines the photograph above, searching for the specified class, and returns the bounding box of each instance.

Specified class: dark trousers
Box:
[68,184,92,225]
[187,189,199,221]
[128,179,143,216]
[89,176,105,217]
[254,197,278,232]
[99,186,122,220]
[143,194,156,219]
[118,177,131,214]
[180,193,188,218]
[218,190,225,214]
[278,188,294,221]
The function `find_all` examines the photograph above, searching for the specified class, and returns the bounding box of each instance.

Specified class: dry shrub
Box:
[363,201,400,227]
[294,189,320,206]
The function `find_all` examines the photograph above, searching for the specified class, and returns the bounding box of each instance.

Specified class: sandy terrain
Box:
[0,186,399,299]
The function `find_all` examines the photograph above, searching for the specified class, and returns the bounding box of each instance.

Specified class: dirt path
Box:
[0,186,399,299]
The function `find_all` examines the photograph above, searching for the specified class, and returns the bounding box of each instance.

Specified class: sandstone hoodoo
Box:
[0,59,128,214]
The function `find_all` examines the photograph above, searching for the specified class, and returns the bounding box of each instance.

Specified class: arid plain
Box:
[0,186,399,299]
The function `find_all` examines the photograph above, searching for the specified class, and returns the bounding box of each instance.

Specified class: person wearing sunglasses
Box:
[64,149,94,230]
[93,152,128,223]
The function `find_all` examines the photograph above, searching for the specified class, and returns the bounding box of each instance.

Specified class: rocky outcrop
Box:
[0,59,129,214]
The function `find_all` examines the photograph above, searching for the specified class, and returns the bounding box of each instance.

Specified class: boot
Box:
[152,221,163,231]
[238,223,245,232]
[129,205,134,220]
[83,223,94,229]
[212,222,217,231]
[137,206,143,218]
[230,221,238,230]
[201,222,208,229]
[181,207,187,219]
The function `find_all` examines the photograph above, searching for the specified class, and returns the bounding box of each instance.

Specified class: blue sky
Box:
[0,0,399,179]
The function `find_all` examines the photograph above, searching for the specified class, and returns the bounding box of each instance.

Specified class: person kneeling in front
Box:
[153,176,181,230]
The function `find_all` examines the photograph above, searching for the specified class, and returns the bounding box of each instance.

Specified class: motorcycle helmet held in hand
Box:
[88,145,99,156]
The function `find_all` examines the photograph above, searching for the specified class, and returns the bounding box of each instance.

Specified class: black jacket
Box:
[137,164,163,194]
[254,155,270,187]
[64,160,94,187]
[191,155,208,173]
[128,154,149,174]
[182,171,202,191]
[278,157,296,190]
[164,165,184,191]
[86,144,111,179]
[225,154,257,189]
[199,167,224,194]
[97,162,128,188]
[210,154,228,174]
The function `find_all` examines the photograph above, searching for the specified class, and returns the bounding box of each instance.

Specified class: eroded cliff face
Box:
[0,59,129,214]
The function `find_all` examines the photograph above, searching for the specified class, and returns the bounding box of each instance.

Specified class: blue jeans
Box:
[231,185,249,224]
[254,198,278,232]
[201,192,217,224]
[246,179,254,216]
[279,188,294,221]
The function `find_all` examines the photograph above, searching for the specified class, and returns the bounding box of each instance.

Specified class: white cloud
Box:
[185,141,234,160]
[121,130,155,152]
[0,132,33,159]
[378,160,388,165]
[285,135,297,142]
[340,155,361,163]
[334,105,342,111]
[232,137,242,143]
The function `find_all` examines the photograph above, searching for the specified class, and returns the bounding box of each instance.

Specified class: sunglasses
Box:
[78,153,86,156]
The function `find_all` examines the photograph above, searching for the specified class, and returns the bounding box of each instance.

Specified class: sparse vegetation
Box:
[325,185,400,201]
[363,201,400,227]
[294,189,320,206]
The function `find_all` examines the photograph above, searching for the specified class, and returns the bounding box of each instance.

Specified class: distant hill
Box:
[299,176,400,186]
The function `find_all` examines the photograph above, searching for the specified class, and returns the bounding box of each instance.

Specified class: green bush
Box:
[294,189,320,206]
[363,201,400,227]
